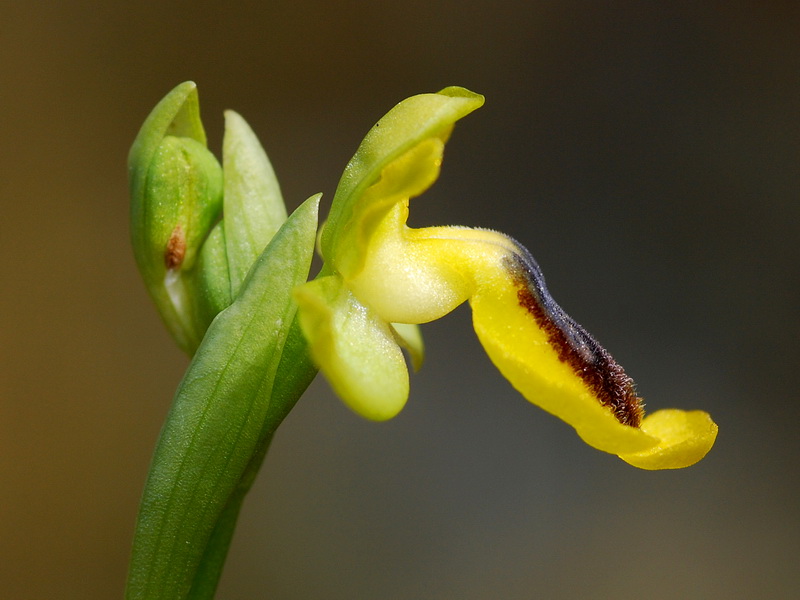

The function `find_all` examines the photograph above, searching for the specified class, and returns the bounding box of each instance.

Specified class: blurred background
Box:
[2,2,798,598]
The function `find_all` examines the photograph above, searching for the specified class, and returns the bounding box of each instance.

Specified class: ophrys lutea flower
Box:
[294,87,717,470]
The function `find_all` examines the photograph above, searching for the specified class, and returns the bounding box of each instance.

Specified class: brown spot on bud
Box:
[165,225,186,269]
[504,248,644,428]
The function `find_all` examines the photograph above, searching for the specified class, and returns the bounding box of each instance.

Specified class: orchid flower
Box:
[295,87,717,470]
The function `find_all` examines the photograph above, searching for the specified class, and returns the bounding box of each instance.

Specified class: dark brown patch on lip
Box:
[165,225,186,269]
[503,246,644,428]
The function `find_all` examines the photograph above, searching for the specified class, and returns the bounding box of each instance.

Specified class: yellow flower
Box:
[295,88,717,469]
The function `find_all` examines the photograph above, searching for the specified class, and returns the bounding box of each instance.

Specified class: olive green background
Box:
[2,2,798,598]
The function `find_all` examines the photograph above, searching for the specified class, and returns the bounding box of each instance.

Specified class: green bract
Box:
[222,109,287,295]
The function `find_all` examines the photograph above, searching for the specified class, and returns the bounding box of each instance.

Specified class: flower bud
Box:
[129,82,226,353]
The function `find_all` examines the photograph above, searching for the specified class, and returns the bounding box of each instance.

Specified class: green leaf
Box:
[125,195,321,600]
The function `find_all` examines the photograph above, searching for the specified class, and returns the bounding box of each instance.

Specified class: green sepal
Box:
[125,195,321,600]
[129,83,206,192]
[321,87,484,266]
[145,136,223,272]
[186,222,231,330]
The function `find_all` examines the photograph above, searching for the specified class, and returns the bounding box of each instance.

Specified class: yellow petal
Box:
[391,322,425,371]
[294,275,409,421]
[618,409,718,469]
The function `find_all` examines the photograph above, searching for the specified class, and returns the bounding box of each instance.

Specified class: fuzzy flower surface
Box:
[294,87,717,470]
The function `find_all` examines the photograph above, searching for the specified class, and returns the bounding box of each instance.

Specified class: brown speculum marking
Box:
[165,225,186,269]
[503,247,644,428]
